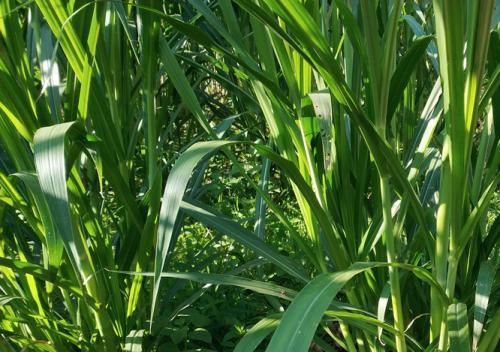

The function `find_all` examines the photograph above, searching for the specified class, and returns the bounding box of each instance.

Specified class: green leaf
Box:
[33,122,93,286]
[477,309,500,352]
[33,122,117,348]
[0,295,22,306]
[387,35,433,122]
[152,140,229,324]
[111,268,296,300]
[158,36,214,135]
[235,314,281,352]
[265,261,447,352]
[181,199,308,283]
[473,263,495,350]
[458,176,500,257]
[377,282,391,345]
[152,140,317,323]
[234,0,434,256]
[12,172,62,271]
[38,23,62,124]
[0,256,87,303]
[448,303,471,352]
[254,156,271,239]
[265,262,375,352]
[403,15,439,72]
[309,91,333,171]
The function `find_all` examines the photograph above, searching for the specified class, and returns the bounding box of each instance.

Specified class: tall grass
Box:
[0,0,498,351]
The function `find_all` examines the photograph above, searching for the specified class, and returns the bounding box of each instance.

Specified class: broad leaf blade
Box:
[265,262,380,352]
[473,262,495,350]
[235,314,281,352]
[448,303,471,352]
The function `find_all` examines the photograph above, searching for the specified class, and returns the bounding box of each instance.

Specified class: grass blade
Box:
[473,262,495,350]
[234,314,281,352]
[152,140,231,324]
[265,262,376,352]
[181,199,309,283]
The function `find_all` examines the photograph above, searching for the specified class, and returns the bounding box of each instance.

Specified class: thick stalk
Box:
[380,176,407,352]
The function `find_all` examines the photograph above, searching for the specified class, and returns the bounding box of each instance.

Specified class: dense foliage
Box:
[0,0,498,351]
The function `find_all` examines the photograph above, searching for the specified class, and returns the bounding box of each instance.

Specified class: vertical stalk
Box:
[140,0,159,189]
[127,0,161,328]
[433,0,494,349]
[361,0,406,346]
[380,175,407,352]
[438,227,460,351]
[431,138,451,340]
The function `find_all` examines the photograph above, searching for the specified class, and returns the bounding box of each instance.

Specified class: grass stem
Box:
[380,176,407,352]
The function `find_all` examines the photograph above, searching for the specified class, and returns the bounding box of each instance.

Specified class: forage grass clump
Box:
[0,0,498,351]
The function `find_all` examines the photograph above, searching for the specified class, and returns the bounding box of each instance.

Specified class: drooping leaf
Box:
[181,199,309,282]
[265,261,447,352]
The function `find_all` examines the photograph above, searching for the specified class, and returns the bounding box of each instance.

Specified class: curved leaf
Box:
[12,172,61,271]
[152,140,229,323]
[235,314,281,352]
[181,199,308,282]
[33,122,94,285]
[265,261,447,352]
